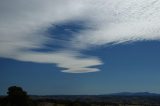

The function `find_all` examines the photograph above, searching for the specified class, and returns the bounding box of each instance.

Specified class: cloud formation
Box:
[0,0,160,73]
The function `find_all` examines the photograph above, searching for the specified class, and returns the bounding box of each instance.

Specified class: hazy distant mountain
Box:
[107,92,160,96]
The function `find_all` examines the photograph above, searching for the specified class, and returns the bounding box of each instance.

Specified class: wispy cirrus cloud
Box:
[0,0,160,73]
[71,0,160,49]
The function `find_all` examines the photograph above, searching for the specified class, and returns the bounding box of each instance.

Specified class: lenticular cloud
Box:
[0,0,160,73]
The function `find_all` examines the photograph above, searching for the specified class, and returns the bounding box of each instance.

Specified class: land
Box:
[1,92,160,106]
[32,94,160,106]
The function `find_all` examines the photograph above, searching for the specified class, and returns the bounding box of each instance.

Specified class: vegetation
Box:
[0,86,35,106]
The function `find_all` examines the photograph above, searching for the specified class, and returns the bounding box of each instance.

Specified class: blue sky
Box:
[1,41,160,95]
[0,0,160,95]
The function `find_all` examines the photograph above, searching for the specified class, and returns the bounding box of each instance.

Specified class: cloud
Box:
[0,0,102,73]
[0,0,160,73]
[71,0,160,49]
[16,51,102,73]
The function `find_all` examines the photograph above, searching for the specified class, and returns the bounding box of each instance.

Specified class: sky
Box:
[0,0,160,95]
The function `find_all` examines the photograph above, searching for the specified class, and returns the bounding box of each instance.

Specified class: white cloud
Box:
[71,0,160,49]
[15,51,102,73]
[0,0,102,73]
[0,0,160,73]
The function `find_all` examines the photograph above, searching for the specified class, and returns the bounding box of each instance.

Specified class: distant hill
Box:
[107,92,160,96]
